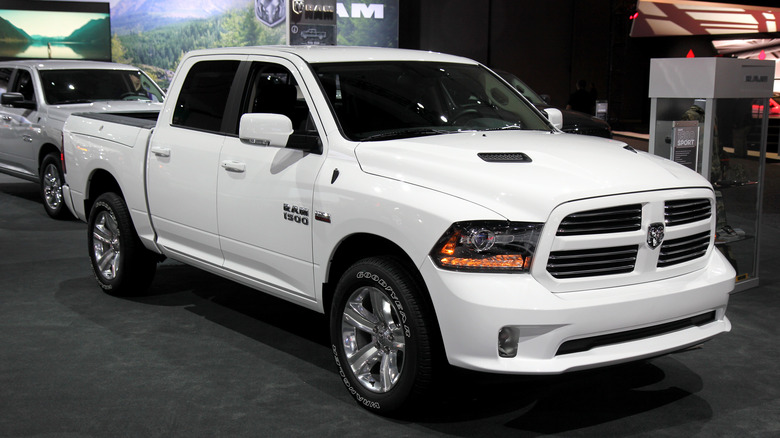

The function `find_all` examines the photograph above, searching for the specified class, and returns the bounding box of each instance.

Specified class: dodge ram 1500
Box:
[61,46,734,414]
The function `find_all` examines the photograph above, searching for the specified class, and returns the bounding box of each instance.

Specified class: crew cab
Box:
[61,46,735,414]
[0,60,163,218]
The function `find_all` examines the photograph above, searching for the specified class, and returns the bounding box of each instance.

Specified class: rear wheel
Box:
[40,153,72,219]
[87,192,157,295]
[330,257,436,414]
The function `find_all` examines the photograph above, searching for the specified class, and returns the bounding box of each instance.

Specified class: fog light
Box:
[498,326,520,358]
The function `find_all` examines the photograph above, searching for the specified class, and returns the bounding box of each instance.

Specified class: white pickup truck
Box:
[61,46,735,414]
[0,60,163,218]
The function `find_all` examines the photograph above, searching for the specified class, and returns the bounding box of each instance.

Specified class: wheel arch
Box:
[84,168,123,216]
[37,143,61,174]
[322,232,445,355]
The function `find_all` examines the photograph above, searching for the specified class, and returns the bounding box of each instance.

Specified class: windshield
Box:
[496,71,547,106]
[312,61,551,141]
[39,69,164,105]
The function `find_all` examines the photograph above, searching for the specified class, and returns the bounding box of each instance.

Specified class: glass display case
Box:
[649,58,775,292]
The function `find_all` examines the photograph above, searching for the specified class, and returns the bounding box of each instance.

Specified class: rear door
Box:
[146,56,245,266]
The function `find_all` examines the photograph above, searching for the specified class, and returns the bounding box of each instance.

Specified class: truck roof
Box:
[183,45,480,65]
[0,59,142,71]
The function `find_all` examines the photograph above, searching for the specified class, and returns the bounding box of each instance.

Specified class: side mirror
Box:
[1,92,23,105]
[543,108,564,130]
[1,92,36,109]
[239,113,293,148]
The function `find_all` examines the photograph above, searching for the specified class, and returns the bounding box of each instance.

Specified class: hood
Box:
[354,131,711,221]
[47,100,163,122]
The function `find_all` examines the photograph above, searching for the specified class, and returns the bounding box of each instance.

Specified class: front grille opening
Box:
[665,198,712,226]
[556,311,716,356]
[547,245,638,279]
[658,231,710,267]
[557,204,642,236]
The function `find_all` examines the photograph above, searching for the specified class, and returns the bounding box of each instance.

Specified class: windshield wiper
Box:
[360,127,452,141]
[54,99,94,105]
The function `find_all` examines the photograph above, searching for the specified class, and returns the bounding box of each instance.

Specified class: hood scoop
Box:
[478,152,532,163]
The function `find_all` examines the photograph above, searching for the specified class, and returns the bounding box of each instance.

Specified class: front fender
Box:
[311,162,504,307]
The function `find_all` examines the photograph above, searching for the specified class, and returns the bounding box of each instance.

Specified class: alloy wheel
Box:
[340,285,406,393]
[42,163,63,211]
[91,211,121,281]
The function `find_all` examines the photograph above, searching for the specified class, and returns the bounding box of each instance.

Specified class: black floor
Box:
[1,171,779,438]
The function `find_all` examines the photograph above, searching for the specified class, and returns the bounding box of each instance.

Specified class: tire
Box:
[40,152,73,219]
[330,257,435,414]
[87,192,157,295]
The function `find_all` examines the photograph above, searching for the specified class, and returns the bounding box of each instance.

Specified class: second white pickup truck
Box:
[61,46,735,414]
[0,60,164,218]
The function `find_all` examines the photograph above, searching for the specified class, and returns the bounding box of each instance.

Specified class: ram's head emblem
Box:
[647,222,665,249]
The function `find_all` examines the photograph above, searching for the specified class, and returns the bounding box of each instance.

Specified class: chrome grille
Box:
[665,199,711,226]
[557,204,642,236]
[658,231,710,268]
[547,245,638,279]
[543,193,715,289]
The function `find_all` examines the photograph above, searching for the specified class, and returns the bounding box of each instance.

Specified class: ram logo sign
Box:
[335,0,398,47]
[256,0,286,27]
[337,3,384,19]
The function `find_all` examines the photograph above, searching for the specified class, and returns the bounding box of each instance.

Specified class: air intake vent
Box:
[477,152,531,163]
[557,204,642,236]
[556,311,716,355]
[547,245,638,279]
[658,231,710,267]
[665,199,711,226]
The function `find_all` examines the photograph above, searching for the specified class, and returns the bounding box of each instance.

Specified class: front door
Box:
[217,58,326,300]
[0,68,41,177]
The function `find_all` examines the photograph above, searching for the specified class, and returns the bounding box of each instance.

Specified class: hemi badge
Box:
[315,211,331,223]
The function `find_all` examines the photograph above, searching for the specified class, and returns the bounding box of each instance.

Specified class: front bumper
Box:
[421,248,734,374]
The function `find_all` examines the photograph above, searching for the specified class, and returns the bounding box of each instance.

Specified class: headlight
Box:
[430,221,543,272]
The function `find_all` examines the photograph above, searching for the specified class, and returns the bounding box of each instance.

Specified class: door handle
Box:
[22,135,33,143]
[221,160,246,173]
[150,146,170,157]
[1,115,11,122]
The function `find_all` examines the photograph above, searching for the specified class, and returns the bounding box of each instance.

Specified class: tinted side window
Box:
[239,62,315,136]
[0,68,12,94]
[172,60,240,133]
[13,70,35,101]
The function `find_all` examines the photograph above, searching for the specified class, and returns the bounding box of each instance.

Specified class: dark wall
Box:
[488,0,575,110]
[403,0,622,124]
[398,0,771,131]
[569,0,612,109]
[399,0,489,63]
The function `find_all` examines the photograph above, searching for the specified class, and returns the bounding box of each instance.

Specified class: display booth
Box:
[648,57,775,292]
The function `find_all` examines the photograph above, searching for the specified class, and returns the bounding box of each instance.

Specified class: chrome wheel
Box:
[331,257,435,413]
[87,192,157,295]
[42,162,63,211]
[341,285,406,393]
[91,210,121,281]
